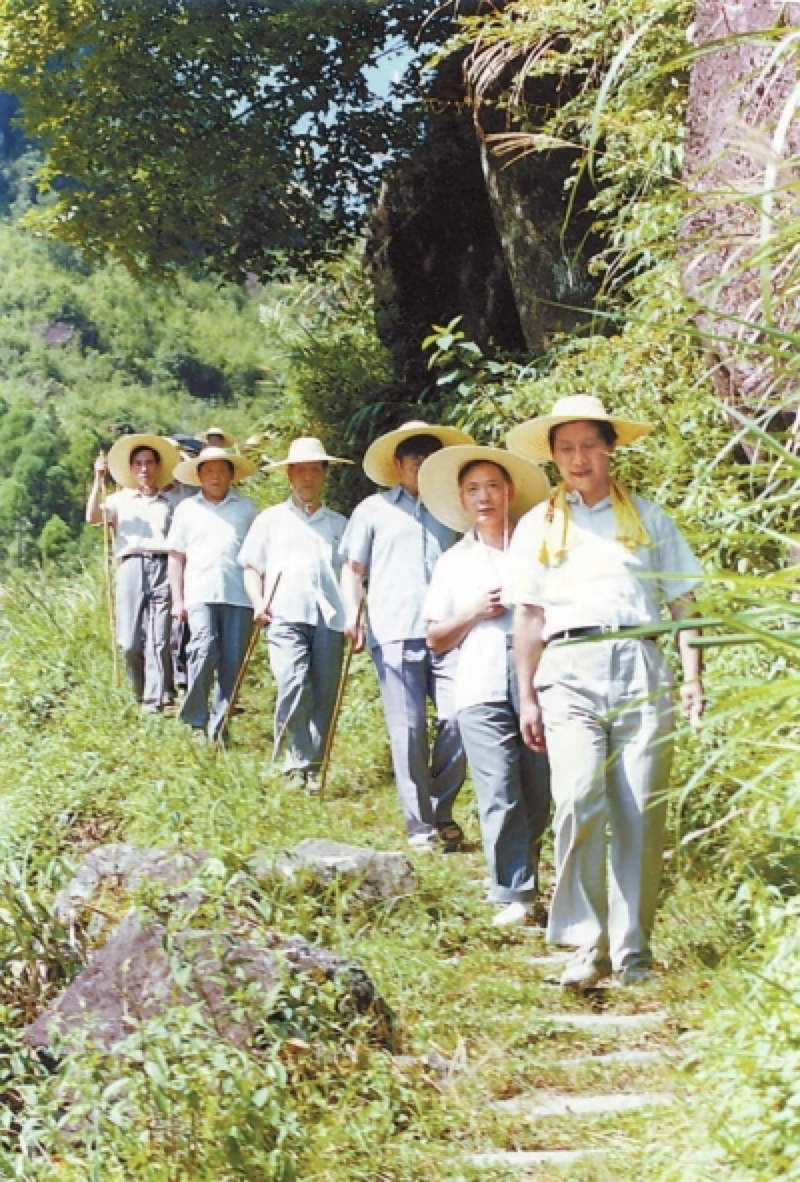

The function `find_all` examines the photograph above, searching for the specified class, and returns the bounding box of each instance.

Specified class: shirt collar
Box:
[286,495,327,521]
[199,490,239,508]
[566,490,612,511]
[129,487,169,502]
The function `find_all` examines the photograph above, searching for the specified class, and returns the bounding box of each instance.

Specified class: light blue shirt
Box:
[509,491,703,641]
[340,485,458,647]
[238,498,348,630]
[166,490,258,608]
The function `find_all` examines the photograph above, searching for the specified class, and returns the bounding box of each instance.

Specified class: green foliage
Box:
[0,219,283,565]
[0,0,429,279]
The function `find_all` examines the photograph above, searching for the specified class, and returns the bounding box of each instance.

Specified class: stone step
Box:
[497,1090,672,1119]
[553,1047,676,1068]
[467,1148,607,1169]
[546,1009,667,1032]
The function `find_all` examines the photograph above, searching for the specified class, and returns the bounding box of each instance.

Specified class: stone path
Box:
[463,960,679,1175]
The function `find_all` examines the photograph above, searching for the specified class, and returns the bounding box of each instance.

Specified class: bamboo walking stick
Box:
[99,453,120,688]
[318,599,364,804]
[216,571,282,746]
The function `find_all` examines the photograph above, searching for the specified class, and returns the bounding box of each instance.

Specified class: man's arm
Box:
[168,552,187,621]
[669,595,704,727]
[513,603,547,752]
[243,566,274,626]
[340,559,366,652]
[86,454,110,526]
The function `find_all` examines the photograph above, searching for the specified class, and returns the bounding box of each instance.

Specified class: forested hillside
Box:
[0,1,797,1179]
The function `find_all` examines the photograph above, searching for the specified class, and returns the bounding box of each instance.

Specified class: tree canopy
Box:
[0,0,431,279]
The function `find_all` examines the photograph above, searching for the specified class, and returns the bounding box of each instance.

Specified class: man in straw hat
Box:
[340,421,473,850]
[506,394,704,987]
[422,446,552,924]
[202,426,236,449]
[239,436,350,789]
[166,447,258,741]
[86,433,182,713]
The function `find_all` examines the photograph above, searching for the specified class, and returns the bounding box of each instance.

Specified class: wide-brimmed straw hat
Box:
[202,425,235,448]
[265,436,353,469]
[108,434,182,490]
[506,395,653,463]
[364,420,475,487]
[418,445,551,533]
[173,446,258,487]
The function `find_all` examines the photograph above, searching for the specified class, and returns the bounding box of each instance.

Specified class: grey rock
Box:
[249,839,416,902]
[27,913,391,1052]
[54,844,211,926]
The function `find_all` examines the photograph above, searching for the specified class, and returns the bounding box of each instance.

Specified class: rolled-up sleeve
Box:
[238,518,268,573]
[339,505,372,568]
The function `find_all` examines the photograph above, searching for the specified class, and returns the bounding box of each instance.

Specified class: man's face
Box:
[459,462,514,527]
[198,458,234,503]
[288,461,326,506]
[206,433,226,448]
[130,449,159,490]
[550,421,614,497]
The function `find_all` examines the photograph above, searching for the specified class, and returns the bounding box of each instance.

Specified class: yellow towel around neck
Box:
[538,479,651,568]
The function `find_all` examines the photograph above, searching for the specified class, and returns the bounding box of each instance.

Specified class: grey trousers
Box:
[180,603,253,741]
[267,616,345,773]
[458,658,551,903]
[115,554,172,708]
[371,640,466,838]
[535,637,674,971]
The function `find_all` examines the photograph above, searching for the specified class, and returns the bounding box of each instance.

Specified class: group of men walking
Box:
[88,396,704,988]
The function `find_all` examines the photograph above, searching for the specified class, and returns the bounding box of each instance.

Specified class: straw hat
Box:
[418,446,551,533]
[265,436,352,469]
[506,395,654,463]
[202,425,235,448]
[363,420,475,487]
[107,434,182,490]
[173,446,258,487]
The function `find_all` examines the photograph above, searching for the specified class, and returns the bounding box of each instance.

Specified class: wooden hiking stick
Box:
[318,600,364,804]
[99,454,120,688]
[216,571,282,746]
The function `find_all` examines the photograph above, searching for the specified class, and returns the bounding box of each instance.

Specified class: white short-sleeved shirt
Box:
[238,498,348,630]
[508,491,703,641]
[340,486,458,648]
[426,532,512,713]
[166,490,258,608]
[105,488,179,560]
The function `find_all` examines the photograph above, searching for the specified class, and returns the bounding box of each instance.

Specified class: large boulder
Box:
[248,838,416,902]
[26,913,391,1052]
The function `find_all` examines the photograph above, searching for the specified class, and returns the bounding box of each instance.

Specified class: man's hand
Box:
[253,598,273,627]
[345,616,365,653]
[471,586,506,622]
[520,698,546,753]
[94,454,108,479]
[171,598,188,623]
[680,678,704,729]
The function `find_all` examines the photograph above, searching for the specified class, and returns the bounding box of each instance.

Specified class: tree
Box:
[0,0,429,279]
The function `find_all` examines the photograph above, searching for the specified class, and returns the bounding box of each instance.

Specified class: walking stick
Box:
[318,600,363,804]
[216,571,282,746]
[99,454,120,688]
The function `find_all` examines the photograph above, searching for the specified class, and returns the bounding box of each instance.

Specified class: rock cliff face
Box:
[365,53,598,384]
[681,0,800,453]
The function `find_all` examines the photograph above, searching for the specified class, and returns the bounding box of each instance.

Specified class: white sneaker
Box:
[492,902,533,928]
[408,832,438,852]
